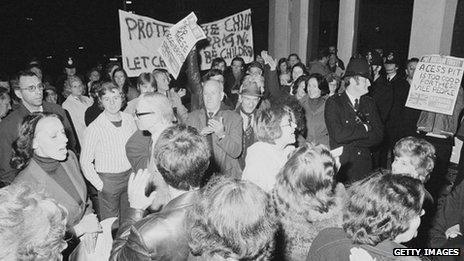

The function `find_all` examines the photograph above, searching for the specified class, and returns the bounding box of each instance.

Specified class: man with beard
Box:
[325,58,383,183]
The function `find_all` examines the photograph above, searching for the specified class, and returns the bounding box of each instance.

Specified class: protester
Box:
[328,45,345,70]
[299,74,330,147]
[186,78,242,180]
[80,82,136,220]
[277,57,290,77]
[153,69,188,122]
[44,84,58,104]
[110,124,210,261]
[273,143,345,260]
[112,67,138,102]
[242,104,296,191]
[328,53,345,77]
[235,74,264,169]
[56,57,83,103]
[416,85,464,201]
[62,75,93,147]
[0,71,77,186]
[86,67,101,95]
[0,87,11,121]
[188,177,278,260]
[0,184,68,261]
[224,56,245,107]
[211,57,227,72]
[84,81,104,126]
[124,72,156,115]
[105,62,120,82]
[291,62,307,84]
[308,48,331,76]
[11,113,101,255]
[288,53,301,68]
[326,74,341,96]
[307,172,425,261]
[430,178,464,252]
[369,51,393,169]
[324,57,383,183]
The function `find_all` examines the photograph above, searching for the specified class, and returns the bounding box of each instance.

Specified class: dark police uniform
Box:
[325,92,383,183]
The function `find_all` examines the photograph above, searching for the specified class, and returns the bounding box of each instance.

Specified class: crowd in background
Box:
[0,44,464,261]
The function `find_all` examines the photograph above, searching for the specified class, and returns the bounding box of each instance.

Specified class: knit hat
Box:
[344,57,371,81]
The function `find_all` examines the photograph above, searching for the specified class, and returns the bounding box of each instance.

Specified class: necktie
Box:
[208,112,214,120]
[354,99,359,111]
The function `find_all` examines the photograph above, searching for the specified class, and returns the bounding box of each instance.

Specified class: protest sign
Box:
[118,10,171,77]
[158,13,206,78]
[199,9,254,70]
[405,55,464,115]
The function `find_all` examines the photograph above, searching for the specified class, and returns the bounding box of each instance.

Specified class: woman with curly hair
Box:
[11,112,101,256]
[242,105,297,192]
[307,171,425,261]
[62,75,93,147]
[0,183,68,261]
[272,143,345,260]
[188,177,278,260]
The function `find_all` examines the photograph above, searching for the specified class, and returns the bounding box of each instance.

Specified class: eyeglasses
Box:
[21,83,44,92]
[135,111,156,118]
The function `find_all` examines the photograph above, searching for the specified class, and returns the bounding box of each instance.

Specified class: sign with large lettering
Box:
[158,13,206,78]
[199,9,253,70]
[119,9,253,77]
[405,55,464,115]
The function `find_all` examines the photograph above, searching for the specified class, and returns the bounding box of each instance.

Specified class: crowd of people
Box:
[0,45,464,261]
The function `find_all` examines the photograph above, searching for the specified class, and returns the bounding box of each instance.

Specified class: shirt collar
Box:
[345,91,359,107]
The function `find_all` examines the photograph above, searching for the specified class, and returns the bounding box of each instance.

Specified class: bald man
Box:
[185,79,242,180]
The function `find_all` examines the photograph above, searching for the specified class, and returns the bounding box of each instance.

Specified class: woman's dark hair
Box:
[291,62,308,77]
[105,62,120,80]
[111,67,132,95]
[188,176,278,260]
[308,73,330,96]
[89,80,103,100]
[277,58,289,76]
[211,57,227,70]
[343,171,424,246]
[0,87,9,101]
[292,75,310,95]
[11,112,62,170]
[202,69,224,83]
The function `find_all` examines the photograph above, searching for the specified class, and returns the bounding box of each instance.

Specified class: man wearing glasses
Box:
[0,70,77,186]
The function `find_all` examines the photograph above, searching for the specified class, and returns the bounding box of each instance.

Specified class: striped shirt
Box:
[80,111,137,190]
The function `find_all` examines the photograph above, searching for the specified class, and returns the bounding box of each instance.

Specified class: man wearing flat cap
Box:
[235,74,264,170]
[325,57,383,183]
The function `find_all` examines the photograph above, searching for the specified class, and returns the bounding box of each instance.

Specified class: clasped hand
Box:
[200,117,225,138]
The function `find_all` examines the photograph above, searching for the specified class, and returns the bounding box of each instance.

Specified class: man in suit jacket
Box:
[325,58,383,183]
[0,71,77,185]
[185,79,242,180]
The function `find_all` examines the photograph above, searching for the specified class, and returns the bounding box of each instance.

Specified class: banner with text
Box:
[158,13,206,78]
[119,10,171,77]
[119,9,254,77]
[405,55,464,115]
[199,9,253,70]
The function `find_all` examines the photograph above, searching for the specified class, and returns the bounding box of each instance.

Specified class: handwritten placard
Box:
[406,55,464,115]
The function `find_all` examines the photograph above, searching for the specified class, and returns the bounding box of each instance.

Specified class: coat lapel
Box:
[61,155,86,203]
[29,160,80,211]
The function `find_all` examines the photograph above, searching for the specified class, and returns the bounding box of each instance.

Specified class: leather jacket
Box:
[110,191,198,261]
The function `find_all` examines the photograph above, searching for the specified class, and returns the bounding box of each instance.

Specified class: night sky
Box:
[0,0,269,77]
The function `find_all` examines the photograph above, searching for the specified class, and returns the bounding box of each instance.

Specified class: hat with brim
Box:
[344,57,372,81]
[240,81,263,97]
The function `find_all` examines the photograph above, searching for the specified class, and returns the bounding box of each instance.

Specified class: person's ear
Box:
[14,89,22,100]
